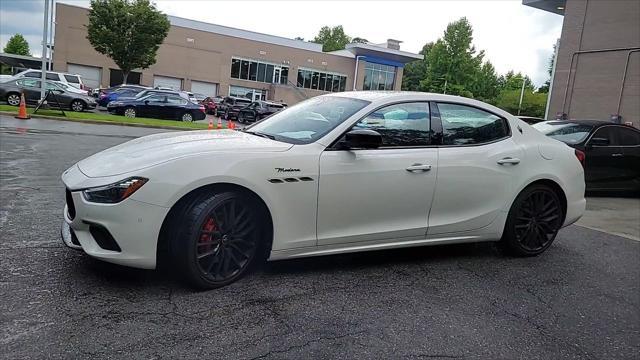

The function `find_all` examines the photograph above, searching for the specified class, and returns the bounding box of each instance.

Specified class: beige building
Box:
[524,0,640,127]
[53,3,421,105]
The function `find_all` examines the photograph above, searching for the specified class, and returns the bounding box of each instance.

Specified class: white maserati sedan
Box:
[61,92,586,289]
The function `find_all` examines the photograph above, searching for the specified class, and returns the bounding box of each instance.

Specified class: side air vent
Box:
[299,177,314,182]
[284,178,299,182]
[268,179,284,183]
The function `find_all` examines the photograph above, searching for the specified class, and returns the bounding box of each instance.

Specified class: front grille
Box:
[70,228,81,246]
[65,189,76,220]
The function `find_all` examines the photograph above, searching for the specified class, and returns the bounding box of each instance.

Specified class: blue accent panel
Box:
[362,56,405,68]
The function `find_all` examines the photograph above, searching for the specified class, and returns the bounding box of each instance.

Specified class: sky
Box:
[0,0,563,86]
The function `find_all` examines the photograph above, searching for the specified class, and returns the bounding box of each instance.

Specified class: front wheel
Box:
[171,192,263,289]
[70,100,86,112]
[181,112,194,122]
[502,184,564,256]
[237,112,245,124]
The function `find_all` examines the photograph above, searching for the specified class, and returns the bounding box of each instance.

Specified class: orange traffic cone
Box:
[208,117,214,130]
[227,119,234,130]
[217,118,222,130]
[15,93,30,120]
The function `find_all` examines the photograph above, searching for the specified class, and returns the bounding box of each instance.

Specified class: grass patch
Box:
[0,104,208,129]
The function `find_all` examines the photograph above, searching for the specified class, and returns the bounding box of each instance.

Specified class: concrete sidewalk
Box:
[577,197,640,240]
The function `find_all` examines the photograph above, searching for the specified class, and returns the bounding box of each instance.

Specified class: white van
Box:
[1,70,87,94]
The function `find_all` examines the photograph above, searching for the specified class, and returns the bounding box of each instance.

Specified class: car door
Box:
[427,102,523,235]
[584,126,625,190]
[17,79,42,104]
[141,95,167,118]
[166,95,188,119]
[317,102,437,246]
[615,126,640,191]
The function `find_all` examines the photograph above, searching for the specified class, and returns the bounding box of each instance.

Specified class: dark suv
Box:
[237,101,287,123]
[217,96,253,120]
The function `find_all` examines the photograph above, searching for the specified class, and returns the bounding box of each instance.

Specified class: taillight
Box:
[199,105,205,111]
[575,149,585,167]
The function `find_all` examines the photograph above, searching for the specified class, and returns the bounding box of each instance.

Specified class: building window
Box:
[363,62,396,91]
[229,85,268,101]
[230,57,289,85]
[109,69,141,86]
[296,68,347,93]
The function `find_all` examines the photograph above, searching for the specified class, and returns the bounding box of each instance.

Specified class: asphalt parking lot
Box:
[1,115,638,359]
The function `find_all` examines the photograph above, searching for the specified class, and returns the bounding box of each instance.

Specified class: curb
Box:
[0,110,206,131]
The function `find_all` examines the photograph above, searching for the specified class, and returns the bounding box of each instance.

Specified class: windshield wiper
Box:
[242,130,276,140]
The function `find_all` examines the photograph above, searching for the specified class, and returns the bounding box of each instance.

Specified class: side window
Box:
[24,71,41,78]
[64,75,80,83]
[146,95,167,103]
[19,79,41,88]
[46,73,60,81]
[167,96,187,105]
[590,127,618,146]
[616,127,640,146]
[353,102,430,147]
[438,103,509,145]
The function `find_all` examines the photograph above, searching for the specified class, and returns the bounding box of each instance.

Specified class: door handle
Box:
[611,153,623,157]
[406,164,432,172]
[497,157,521,165]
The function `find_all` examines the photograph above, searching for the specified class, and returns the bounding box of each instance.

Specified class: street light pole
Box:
[517,77,526,115]
[48,0,55,71]
[40,0,50,101]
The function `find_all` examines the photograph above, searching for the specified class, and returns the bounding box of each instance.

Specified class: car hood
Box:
[77,130,293,177]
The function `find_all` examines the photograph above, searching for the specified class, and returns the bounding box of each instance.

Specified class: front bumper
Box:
[61,169,170,269]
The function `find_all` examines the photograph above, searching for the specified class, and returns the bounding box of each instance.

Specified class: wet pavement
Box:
[1,115,639,359]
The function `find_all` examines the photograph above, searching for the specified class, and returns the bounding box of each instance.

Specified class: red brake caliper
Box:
[200,217,217,252]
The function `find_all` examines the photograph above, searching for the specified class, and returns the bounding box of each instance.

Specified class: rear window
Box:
[533,122,593,144]
[24,71,41,78]
[64,75,80,83]
[46,73,60,81]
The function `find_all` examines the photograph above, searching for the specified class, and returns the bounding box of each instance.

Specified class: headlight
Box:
[82,177,148,203]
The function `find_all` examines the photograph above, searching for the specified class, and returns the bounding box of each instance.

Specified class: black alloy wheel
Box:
[171,191,262,289]
[502,185,563,256]
[237,112,245,124]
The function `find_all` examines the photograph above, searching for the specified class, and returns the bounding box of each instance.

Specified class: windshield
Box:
[247,96,370,144]
[533,121,593,144]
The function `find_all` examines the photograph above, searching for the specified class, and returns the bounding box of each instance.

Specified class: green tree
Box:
[3,34,31,56]
[499,71,535,92]
[469,61,500,104]
[401,42,432,91]
[87,0,170,83]
[538,43,557,93]
[313,26,351,52]
[495,89,547,117]
[351,37,369,44]
[419,18,484,97]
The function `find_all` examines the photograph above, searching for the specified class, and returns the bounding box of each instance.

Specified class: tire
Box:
[123,107,136,118]
[501,184,564,256]
[181,112,194,122]
[170,191,263,289]
[6,93,21,106]
[224,110,230,120]
[213,108,218,117]
[237,112,245,124]
[70,100,86,112]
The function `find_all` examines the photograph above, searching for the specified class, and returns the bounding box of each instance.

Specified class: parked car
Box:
[126,89,190,102]
[61,92,586,289]
[0,69,87,92]
[236,100,286,124]
[93,84,147,98]
[97,86,148,107]
[217,96,252,120]
[518,116,545,125]
[202,96,223,115]
[533,120,640,192]
[0,78,96,111]
[106,93,206,122]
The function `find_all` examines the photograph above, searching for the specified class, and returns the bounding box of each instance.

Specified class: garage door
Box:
[67,63,101,89]
[153,75,182,90]
[190,80,217,97]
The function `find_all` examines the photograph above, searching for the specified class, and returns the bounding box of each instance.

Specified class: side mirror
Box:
[55,89,64,94]
[144,100,149,105]
[339,129,383,150]
[589,137,609,147]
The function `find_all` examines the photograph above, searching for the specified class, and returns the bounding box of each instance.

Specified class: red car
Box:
[202,96,223,116]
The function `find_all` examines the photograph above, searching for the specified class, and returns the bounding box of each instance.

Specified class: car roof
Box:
[541,119,614,127]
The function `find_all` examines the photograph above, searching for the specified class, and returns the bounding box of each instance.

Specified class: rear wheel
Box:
[181,112,194,122]
[171,191,263,289]
[7,93,21,106]
[502,184,564,256]
[237,112,245,124]
[123,107,136,118]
